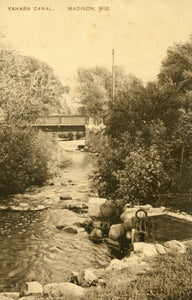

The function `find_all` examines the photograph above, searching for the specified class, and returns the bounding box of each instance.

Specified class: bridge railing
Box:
[35,115,89,126]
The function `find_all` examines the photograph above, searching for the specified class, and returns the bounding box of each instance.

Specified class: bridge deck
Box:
[35,115,89,126]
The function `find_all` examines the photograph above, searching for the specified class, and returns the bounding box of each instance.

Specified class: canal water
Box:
[0,140,110,292]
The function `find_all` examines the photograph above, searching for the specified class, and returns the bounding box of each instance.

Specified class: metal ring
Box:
[135,209,147,220]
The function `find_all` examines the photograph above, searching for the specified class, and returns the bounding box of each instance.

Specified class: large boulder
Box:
[106,259,123,271]
[134,242,158,257]
[43,282,85,298]
[142,244,158,257]
[109,224,125,241]
[106,256,140,271]
[155,243,167,255]
[120,208,137,222]
[123,217,136,231]
[88,197,107,217]
[19,281,43,297]
[100,200,116,219]
[77,269,98,287]
[164,240,186,254]
[100,199,126,221]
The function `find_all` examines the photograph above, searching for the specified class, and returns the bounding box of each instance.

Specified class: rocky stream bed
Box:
[0,140,111,293]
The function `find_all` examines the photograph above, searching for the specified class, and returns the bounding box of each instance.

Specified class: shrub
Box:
[0,126,56,196]
[114,146,170,205]
[91,130,170,204]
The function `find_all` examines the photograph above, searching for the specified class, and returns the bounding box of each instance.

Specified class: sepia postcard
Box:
[0,0,192,298]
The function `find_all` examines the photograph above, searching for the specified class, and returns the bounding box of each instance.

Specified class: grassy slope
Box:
[37,244,192,300]
[85,247,192,300]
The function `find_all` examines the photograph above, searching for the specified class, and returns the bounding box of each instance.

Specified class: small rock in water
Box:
[89,228,103,243]
[70,271,79,284]
[62,226,78,234]
[56,225,67,230]
[19,203,29,208]
[60,195,72,200]
[35,205,46,210]
[48,182,54,186]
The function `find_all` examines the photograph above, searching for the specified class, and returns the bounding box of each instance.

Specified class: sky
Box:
[1,0,192,86]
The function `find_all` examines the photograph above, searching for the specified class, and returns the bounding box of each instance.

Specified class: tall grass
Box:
[85,247,192,300]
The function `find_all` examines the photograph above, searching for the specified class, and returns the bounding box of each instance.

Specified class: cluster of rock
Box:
[1,238,190,300]
[0,281,85,299]
[0,268,107,300]
[105,239,190,273]
[86,197,192,255]
[55,194,88,213]
[86,198,148,252]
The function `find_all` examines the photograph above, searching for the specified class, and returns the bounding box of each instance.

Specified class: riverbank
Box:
[1,239,191,299]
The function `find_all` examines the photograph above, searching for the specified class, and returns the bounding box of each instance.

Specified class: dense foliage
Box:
[77,66,134,118]
[0,46,66,196]
[77,66,112,117]
[0,48,69,123]
[0,126,56,195]
[90,38,192,208]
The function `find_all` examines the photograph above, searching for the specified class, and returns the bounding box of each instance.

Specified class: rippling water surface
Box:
[0,140,110,292]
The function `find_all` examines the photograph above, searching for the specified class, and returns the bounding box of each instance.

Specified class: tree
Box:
[91,37,192,208]
[0,46,65,196]
[158,39,192,111]
[0,48,68,124]
[104,75,146,139]
[77,66,112,117]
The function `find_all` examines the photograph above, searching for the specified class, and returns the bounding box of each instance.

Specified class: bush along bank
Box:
[0,126,58,197]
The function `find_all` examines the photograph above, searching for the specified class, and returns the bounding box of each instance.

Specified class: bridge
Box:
[33,115,103,138]
[0,115,103,139]
[34,115,90,132]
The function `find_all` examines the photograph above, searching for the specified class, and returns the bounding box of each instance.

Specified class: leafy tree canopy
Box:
[77,66,112,117]
[0,47,69,124]
[158,39,192,107]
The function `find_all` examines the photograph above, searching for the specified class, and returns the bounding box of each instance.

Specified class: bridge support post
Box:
[72,132,77,140]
